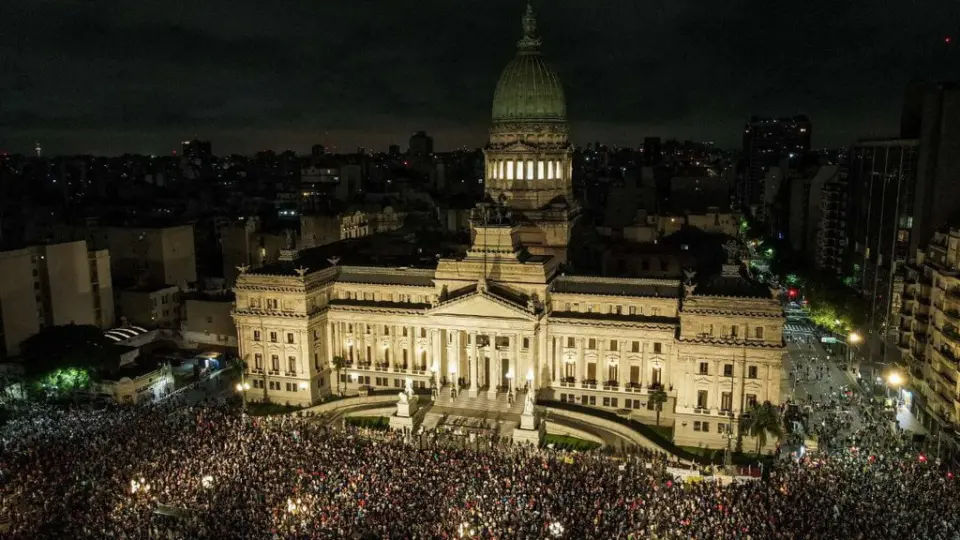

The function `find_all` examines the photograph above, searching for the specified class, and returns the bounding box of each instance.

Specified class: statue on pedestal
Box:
[397,391,409,404]
[523,390,536,416]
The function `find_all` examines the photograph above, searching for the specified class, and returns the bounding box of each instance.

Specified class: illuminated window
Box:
[517,159,524,179]
[507,161,514,180]
[527,160,534,179]
[556,161,562,179]
[498,161,504,178]
[548,161,554,179]
[538,160,545,179]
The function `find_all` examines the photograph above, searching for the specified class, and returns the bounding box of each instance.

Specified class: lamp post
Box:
[235,382,250,411]
[526,368,534,393]
[506,369,514,395]
[887,371,904,403]
[847,331,862,367]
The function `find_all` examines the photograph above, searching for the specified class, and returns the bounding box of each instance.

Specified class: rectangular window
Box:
[723,364,733,377]
[254,353,263,369]
[748,366,758,379]
[517,160,524,179]
[270,332,277,343]
[730,325,738,338]
[653,342,662,354]
[288,356,297,374]
[630,365,640,384]
[588,338,596,350]
[693,421,702,432]
[548,161,554,179]
[587,395,596,405]
[421,328,427,338]
[603,397,611,407]
[567,337,575,348]
[527,160,534,180]
[746,394,758,408]
[755,327,764,339]
[507,161,514,180]
[523,337,530,349]
[629,306,636,315]
[267,299,278,309]
[697,390,708,409]
[701,422,710,433]
[253,330,261,341]
[610,340,618,352]
[286,333,294,344]
[631,341,640,353]
[698,362,709,375]
[615,305,623,315]
[538,160,545,179]
[721,392,732,411]
[271,355,280,372]
[383,326,390,335]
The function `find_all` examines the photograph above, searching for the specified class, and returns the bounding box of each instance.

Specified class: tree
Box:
[740,402,783,454]
[331,355,346,395]
[649,389,668,426]
[19,324,119,396]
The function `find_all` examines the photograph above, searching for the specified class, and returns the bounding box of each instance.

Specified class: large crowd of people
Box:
[0,392,956,540]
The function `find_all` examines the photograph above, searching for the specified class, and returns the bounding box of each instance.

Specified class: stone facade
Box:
[232,228,784,449]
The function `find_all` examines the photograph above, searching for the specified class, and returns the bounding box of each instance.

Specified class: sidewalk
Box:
[896,405,928,435]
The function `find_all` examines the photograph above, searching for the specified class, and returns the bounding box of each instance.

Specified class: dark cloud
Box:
[1,0,958,154]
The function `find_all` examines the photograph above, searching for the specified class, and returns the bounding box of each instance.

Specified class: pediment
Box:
[429,293,533,320]
[503,141,536,153]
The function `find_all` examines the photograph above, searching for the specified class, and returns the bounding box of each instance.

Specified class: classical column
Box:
[576,337,585,387]
[618,339,626,392]
[432,328,442,387]
[469,331,479,397]
[487,333,499,398]
[513,333,521,393]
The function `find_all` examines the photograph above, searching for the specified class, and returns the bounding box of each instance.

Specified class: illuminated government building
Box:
[233,3,785,449]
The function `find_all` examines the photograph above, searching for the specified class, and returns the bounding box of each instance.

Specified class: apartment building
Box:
[0,240,114,358]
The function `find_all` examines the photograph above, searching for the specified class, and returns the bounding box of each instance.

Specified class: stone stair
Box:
[433,386,526,416]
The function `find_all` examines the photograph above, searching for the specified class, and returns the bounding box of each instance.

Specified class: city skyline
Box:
[2,0,958,155]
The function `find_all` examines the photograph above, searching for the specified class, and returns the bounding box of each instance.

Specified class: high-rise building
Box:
[897,226,960,432]
[847,139,920,335]
[408,131,434,157]
[815,170,849,276]
[901,82,960,250]
[0,240,114,358]
[739,116,812,214]
[88,225,197,288]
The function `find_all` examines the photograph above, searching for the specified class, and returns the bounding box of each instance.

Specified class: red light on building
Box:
[788,288,798,298]
[946,37,953,44]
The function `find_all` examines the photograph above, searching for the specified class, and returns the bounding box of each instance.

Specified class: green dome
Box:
[491,52,566,124]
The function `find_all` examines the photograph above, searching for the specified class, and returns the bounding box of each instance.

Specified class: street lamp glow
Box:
[848,332,862,344]
[887,372,904,386]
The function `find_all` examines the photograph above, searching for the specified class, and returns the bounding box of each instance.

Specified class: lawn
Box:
[246,402,303,416]
[646,423,674,440]
[543,434,602,452]
[345,416,389,431]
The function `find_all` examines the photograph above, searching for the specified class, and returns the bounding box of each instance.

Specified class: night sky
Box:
[2,0,957,155]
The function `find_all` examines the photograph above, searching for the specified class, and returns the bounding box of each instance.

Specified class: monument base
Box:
[389,414,421,433]
[520,412,537,431]
[512,425,544,446]
[396,396,419,418]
